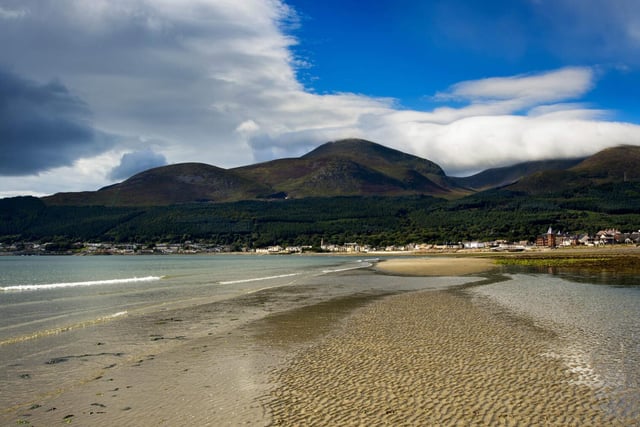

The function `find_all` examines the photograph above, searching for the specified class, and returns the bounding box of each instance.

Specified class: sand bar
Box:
[5,261,636,425]
[375,256,496,276]
[268,289,631,425]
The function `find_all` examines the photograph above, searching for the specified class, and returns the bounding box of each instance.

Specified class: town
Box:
[2,228,639,256]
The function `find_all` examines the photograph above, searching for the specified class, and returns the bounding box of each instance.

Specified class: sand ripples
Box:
[269,291,633,425]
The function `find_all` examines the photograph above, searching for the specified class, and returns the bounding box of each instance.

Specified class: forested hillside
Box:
[3,143,640,248]
[3,181,640,248]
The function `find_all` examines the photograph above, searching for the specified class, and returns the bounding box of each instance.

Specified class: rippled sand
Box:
[375,257,496,276]
[5,262,636,426]
[268,290,630,425]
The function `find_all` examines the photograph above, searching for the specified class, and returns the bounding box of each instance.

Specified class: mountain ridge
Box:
[41,140,640,206]
[450,158,586,191]
[507,145,640,194]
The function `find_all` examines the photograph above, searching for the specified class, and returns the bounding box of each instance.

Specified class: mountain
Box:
[40,140,640,207]
[45,139,470,206]
[44,163,275,206]
[507,145,640,194]
[5,143,640,246]
[233,139,469,198]
[571,145,640,182]
[451,158,585,191]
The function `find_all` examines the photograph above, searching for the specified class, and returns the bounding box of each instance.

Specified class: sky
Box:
[2,0,640,198]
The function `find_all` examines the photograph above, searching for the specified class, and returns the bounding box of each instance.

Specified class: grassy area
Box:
[493,248,640,274]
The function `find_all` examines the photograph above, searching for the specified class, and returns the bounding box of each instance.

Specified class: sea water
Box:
[1,255,639,420]
[0,255,356,344]
[0,255,469,345]
[470,270,640,418]
[0,254,473,417]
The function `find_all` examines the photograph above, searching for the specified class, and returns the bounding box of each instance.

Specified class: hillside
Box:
[451,158,585,191]
[45,139,471,206]
[38,140,640,207]
[44,163,275,206]
[4,144,640,245]
[508,145,640,194]
[571,145,640,182]
[234,139,467,198]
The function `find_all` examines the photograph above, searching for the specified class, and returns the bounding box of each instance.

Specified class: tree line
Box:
[1,181,639,248]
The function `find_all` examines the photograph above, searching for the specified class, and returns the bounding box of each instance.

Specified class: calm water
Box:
[1,255,639,420]
[0,254,470,418]
[0,255,361,344]
[470,269,640,418]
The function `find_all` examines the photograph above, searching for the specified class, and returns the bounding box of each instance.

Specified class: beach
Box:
[267,257,636,425]
[268,290,622,425]
[374,256,496,276]
[2,255,638,426]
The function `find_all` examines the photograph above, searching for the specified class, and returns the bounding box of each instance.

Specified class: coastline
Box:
[266,255,637,425]
[3,255,637,425]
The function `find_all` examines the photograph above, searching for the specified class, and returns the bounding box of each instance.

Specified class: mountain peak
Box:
[45,162,273,206]
[571,145,640,182]
[304,139,446,176]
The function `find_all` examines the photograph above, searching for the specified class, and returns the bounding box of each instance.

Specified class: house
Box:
[625,231,640,244]
[596,229,621,245]
[536,227,556,248]
[464,241,486,249]
[578,234,593,246]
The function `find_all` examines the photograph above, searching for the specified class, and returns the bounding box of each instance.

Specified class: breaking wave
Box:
[0,276,163,292]
[219,273,299,285]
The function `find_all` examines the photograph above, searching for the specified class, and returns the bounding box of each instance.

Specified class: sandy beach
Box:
[3,256,637,426]
[267,256,637,425]
[374,256,496,276]
[268,289,627,425]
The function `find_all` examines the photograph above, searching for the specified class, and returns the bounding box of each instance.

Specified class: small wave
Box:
[0,276,163,292]
[219,273,299,285]
[322,262,372,274]
[0,311,128,346]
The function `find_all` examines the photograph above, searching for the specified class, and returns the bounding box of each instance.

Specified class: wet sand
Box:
[375,256,496,276]
[268,290,626,425]
[4,259,636,425]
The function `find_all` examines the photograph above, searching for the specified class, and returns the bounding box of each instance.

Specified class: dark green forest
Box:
[2,181,639,249]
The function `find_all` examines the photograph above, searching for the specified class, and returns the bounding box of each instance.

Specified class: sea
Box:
[0,255,639,422]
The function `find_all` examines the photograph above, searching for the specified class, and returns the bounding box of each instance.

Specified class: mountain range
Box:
[42,139,640,207]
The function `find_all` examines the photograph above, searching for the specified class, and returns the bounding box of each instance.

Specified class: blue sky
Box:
[288,0,640,117]
[1,0,640,197]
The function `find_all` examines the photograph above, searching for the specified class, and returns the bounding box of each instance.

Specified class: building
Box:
[536,227,556,248]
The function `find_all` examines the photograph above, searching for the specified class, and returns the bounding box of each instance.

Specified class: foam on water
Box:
[219,273,299,285]
[322,261,374,273]
[0,276,163,292]
[0,310,128,346]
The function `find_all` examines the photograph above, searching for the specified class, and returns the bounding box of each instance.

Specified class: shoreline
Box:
[5,243,639,257]
[3,255,637,425]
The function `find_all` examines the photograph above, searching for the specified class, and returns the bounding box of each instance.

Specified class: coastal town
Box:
[2,227,639,256]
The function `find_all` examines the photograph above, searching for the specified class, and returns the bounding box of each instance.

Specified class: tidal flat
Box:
[1,252,638,425]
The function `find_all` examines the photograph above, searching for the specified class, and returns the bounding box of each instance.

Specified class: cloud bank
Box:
[1,0,640,196]
[108,149,167,181]
[0,68,113,175]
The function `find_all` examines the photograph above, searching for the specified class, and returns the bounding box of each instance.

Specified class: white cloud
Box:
[0,6,27,19]
[1,0,640,197]
[366,110,640,176]
[442,67,593,104]
[0,152,122,198]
